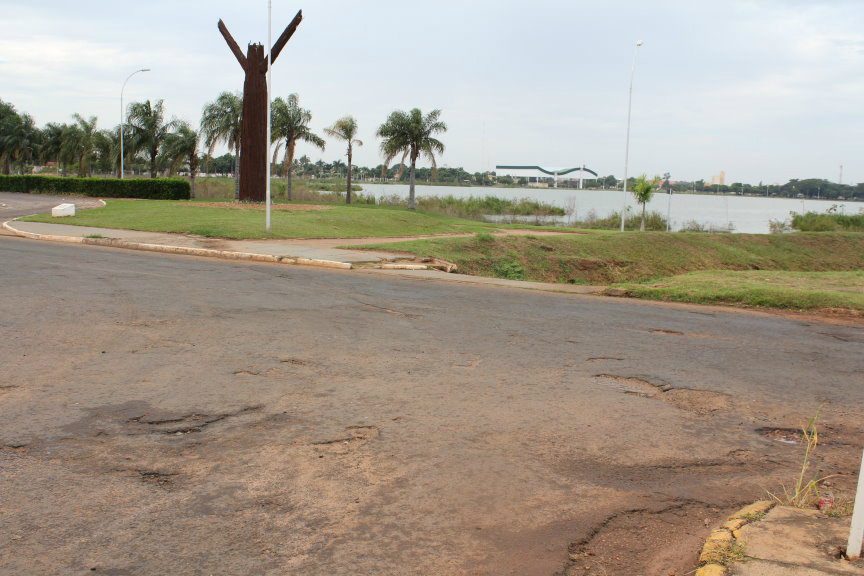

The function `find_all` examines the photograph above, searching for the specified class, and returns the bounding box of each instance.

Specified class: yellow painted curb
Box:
[695,564,727,576]
[696,500,776,573]
[696,564,726,576]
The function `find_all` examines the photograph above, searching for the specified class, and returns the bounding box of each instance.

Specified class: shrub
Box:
[573,210,668,231]
[791,211,864,232]
[492,260,525,280]
[0,175,190,200]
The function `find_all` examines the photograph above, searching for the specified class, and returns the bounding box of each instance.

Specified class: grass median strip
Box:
[357,232,864,285]
[21,199,498,239]
[611,270,864,312]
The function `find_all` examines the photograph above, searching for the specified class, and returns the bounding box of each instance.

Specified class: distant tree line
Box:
[1,96,857,202]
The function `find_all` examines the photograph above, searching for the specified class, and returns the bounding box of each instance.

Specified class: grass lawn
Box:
[612,271,864,312]
[359,232,864,285]
[21,199,499,239]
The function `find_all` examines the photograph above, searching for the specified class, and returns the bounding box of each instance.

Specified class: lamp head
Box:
[141,68,151,72]
[636,40,644,47]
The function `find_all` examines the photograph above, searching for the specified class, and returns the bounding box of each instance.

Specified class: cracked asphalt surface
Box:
[1,235,863,576]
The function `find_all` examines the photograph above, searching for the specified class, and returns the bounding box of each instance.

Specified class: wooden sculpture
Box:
[218,10,302,202]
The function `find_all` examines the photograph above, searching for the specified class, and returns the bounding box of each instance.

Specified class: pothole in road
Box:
[128,406,263,435]
[563,501,721,576]
[313,425,379,455]
[113,468,179,490]
[758,427,805,444]
[139,470,178,489]
[595,374,729,415]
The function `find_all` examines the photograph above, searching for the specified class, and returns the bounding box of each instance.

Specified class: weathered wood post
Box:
[218,11,302,202]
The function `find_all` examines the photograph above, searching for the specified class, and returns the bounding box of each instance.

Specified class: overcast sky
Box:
[1,0,862,184]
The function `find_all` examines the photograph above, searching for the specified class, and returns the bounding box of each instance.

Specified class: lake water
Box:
[359,183,862,234]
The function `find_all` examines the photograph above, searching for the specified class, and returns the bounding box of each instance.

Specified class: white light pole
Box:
[620,40,643,232]
[266,0,272,232]
[847,448,864,559]
[120,68,150,179]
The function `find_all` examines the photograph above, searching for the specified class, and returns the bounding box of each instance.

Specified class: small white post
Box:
[846,447,864,559]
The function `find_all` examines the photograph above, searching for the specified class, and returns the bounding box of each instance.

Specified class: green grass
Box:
[358,232,864,285]
[614,271,864,312]
[21,199,499,239]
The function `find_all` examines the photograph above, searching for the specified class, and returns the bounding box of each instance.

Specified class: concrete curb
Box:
[2,220,353,270]
[695,500,776,576]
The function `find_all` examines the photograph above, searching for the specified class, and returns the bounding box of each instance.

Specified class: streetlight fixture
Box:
[620,40,643,232]
[120,68,150,179]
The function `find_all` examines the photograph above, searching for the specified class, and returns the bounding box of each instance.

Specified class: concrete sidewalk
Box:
[2,219,605,294]
[699,503,864,576]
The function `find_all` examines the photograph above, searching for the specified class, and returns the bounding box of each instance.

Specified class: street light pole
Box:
[120,68,150,179]
[266,0,272,232]
[620,40,643,232]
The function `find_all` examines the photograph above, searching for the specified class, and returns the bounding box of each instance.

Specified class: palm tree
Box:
[161,122,200,197]
[324,116,363,204]
[39,123,67,175]
[376,108,446,210]
[61,114,98,177]
[200,92,242,198]
[93,128,121,176]
[631,174,658,231]
[126,99,177,178]
[271,94,325,201]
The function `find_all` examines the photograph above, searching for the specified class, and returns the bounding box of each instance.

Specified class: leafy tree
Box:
[200,92,243,198]
[376,108,447,210]
[126,100,177,178]
[0,103,39,175]
[161,122,200,197]
[271,94,325,201]
[0,99,20,174]
[631,174,659,231]
[324,116,363,204]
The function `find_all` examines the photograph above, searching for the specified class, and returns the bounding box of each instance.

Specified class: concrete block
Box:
[52,203,76,217]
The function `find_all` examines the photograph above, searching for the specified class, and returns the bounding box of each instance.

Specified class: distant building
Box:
[710,171,726,186]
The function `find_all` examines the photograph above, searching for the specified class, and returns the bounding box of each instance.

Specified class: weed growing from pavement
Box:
[767,407,840,508]
[740,511,767,522]
[85,234,103,238]
[704,542,749,566]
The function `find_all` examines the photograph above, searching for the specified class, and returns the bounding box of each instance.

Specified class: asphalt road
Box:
[0,192,104,223]
[1,237,862,576]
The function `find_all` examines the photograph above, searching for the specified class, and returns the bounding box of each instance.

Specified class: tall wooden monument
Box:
[218,10,302,202]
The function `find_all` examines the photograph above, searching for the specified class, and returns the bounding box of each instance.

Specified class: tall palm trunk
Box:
[149,149,158,178]
[233,145,240,200]
[640,203,646,231]
[271,143,282,178]
[408,150,417,210]
[282,140,296,201]
[346,144,353,204]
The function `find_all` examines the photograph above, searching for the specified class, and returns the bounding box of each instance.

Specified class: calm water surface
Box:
[359,183,862,234]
